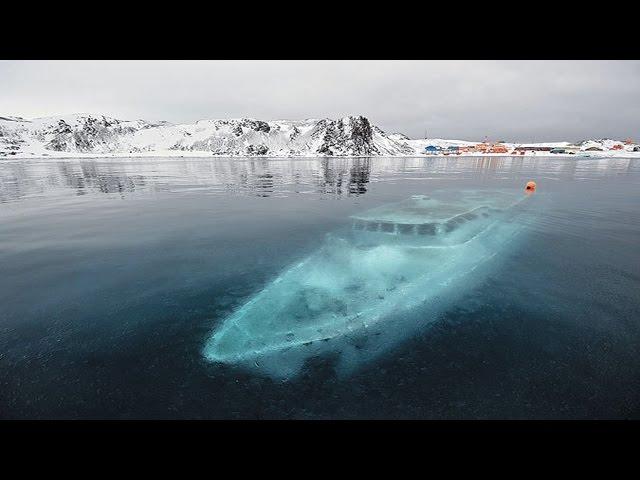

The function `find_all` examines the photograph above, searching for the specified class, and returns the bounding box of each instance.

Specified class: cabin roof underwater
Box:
[350,191,520,225]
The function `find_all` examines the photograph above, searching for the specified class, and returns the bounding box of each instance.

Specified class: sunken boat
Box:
[203,189,536,379]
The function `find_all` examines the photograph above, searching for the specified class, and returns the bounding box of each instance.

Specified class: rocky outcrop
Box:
[317,116,376,156]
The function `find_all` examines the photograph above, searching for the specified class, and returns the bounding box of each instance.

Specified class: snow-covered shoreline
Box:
[4,152,640,161]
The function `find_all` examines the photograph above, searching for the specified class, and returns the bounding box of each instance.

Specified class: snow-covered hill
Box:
[0,114,415,158]
[2,113,638,159]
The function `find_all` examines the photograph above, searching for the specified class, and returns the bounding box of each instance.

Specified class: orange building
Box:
[474,143,491,153]
[488,143,509,153]
[472,142,509,153]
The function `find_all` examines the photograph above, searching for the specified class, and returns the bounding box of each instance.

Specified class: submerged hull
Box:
[204,190,535,379]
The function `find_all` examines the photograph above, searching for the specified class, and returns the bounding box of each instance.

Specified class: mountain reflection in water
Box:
[1,156,637,204]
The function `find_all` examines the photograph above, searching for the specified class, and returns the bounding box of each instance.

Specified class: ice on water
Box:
[203,189,533,379]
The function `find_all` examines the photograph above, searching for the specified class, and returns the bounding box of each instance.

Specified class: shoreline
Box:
[2,152,640,161]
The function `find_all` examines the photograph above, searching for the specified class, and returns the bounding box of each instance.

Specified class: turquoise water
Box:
[1,156,639,419]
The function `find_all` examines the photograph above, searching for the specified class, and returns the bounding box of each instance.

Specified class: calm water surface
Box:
[1,156,639,419]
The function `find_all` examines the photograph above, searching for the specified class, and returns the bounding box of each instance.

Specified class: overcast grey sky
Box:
[1,60,638,141]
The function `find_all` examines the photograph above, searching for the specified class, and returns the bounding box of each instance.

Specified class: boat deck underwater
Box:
[1,156,639,419]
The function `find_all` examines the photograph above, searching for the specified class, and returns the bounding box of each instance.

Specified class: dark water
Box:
[1,156,639,419]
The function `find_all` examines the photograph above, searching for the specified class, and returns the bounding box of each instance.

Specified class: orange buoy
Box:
[525,181,537,193]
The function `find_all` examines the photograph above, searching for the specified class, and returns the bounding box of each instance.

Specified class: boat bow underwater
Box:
[204,189,537,379]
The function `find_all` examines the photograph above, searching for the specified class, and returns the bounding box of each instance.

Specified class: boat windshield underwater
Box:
[203,188,538,379]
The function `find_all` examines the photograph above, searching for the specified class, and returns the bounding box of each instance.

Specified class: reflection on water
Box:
[1,156,638,203]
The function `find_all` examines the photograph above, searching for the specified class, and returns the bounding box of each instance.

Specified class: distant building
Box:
[488,143,509,153]
[473,142,508,153]
[474,143,491,153]
[424,145,440,154]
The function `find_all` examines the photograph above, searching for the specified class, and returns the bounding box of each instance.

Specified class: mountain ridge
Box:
[0,113,416,158]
